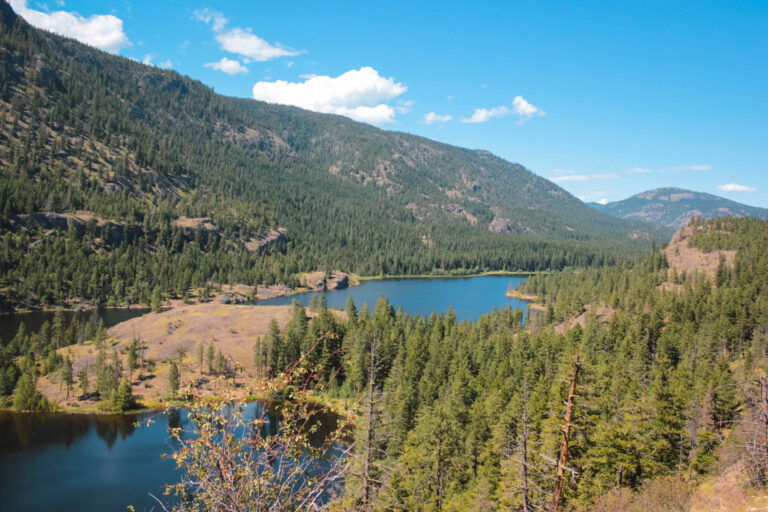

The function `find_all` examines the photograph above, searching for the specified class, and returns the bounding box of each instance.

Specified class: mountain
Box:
[591,187,768,229]
[0,1,662,309]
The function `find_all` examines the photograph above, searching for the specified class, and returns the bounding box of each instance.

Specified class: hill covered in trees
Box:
[6,211,768,510]
[590,187,768,229]
[0,0,662,310]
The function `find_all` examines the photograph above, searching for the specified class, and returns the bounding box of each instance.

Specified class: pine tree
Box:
[206,343,215,374]
[13,370,48,411]
[127,341,138,381]
[169,361,180,399]
[345,296,358,323]
[111,378,134,412]
[61,356,74,400]
[78,366,89,397]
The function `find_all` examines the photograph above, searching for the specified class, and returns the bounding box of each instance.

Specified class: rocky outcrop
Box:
[488,217,512,233]
[664,224,736,280]
[244,228,287,253]
[304,271,350,291]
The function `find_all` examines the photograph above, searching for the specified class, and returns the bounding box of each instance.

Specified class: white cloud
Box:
[549,166,672,183]
[550,173,620,182]
[195,8,301,62]
[157,59,173,69]
[206,57,248,75]
[671,164,711,172]
[598,198,609,205]
[194,8,228,32]
[462,106,510,123]
[424,112,453,124]
[395,99,415,114]
[252,67,407,124]
[142,54,153,65]
[462,96,544,124]
[10,0,129,53]
[216,28,302,62]
[512,95,545,121]
[718,183,757,192]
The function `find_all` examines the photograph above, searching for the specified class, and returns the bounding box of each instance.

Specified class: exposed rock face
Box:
[244,228,287,253]
[664,224,736,280]
[174,217,216,232]
[445,204,478,226]
[11,212,129,242]
[488,217,512,233]
[304,271,350,291]
[33,54,60,89]
[214,291,250,304]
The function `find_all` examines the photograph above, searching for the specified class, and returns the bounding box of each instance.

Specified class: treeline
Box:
[242,217,768,510]
[0,2,654,310]
[1,312,135,412]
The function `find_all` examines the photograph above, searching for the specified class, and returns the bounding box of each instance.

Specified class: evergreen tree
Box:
[111,378,134,412]
[60,356,74,400]
[169,361,180,399]
[206,344,215,374]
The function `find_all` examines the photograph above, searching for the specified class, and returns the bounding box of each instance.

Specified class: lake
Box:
[0,402,341,512]
[261,274,531,321]
[0,308,152,345]
[0,275,530,511]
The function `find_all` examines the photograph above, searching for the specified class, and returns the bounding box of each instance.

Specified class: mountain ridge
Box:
[0,0,664,309]
[590,187,768,229]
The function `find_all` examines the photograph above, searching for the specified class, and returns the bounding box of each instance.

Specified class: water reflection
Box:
[0,402,344,512]
[0,307,151,345]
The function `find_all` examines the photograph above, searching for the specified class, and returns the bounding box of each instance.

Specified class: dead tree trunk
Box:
[362,339,377,512]
[760,375,768,478]
[521,385,531,512]
[552,355,580,512]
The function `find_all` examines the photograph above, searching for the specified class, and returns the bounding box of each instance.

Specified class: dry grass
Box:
[37,303,348,411]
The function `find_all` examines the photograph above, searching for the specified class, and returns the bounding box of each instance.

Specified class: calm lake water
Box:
[0,403,339,512]
[261,274,530,321]
[0,308,151,345]
[0,275,529,511]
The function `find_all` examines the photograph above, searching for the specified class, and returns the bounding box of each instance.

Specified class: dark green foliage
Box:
[297,217,767,509]
[60,355,73,399]
[169,361,179,399]
[0,3,658,312]
[12,369,50,411]
[111,377,134,412]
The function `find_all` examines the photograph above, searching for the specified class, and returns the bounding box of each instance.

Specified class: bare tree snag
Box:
[362,338,377,512]
[552,354,580,512]
[521,384,531,512]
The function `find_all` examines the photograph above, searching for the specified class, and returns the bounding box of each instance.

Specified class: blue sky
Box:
[10,0,768,206]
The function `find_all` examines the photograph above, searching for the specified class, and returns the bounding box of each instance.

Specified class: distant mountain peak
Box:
[592,187,768,229]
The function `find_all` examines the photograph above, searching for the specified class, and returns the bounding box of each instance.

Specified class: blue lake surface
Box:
[261,274,530,321]
[0,275,530,511]
[0,403,339,512]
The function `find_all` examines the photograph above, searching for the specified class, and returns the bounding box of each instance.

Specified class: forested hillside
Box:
[6,216,767,510]
[321,216,767,510]
[591,187,768,229]
[216,217,768,510]
[0,1,660,310]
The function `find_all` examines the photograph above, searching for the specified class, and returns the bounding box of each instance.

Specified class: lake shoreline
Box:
[1,270,541,314]
[3,274,534,415]
[353,270,542,281]
[505,289,548,311]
